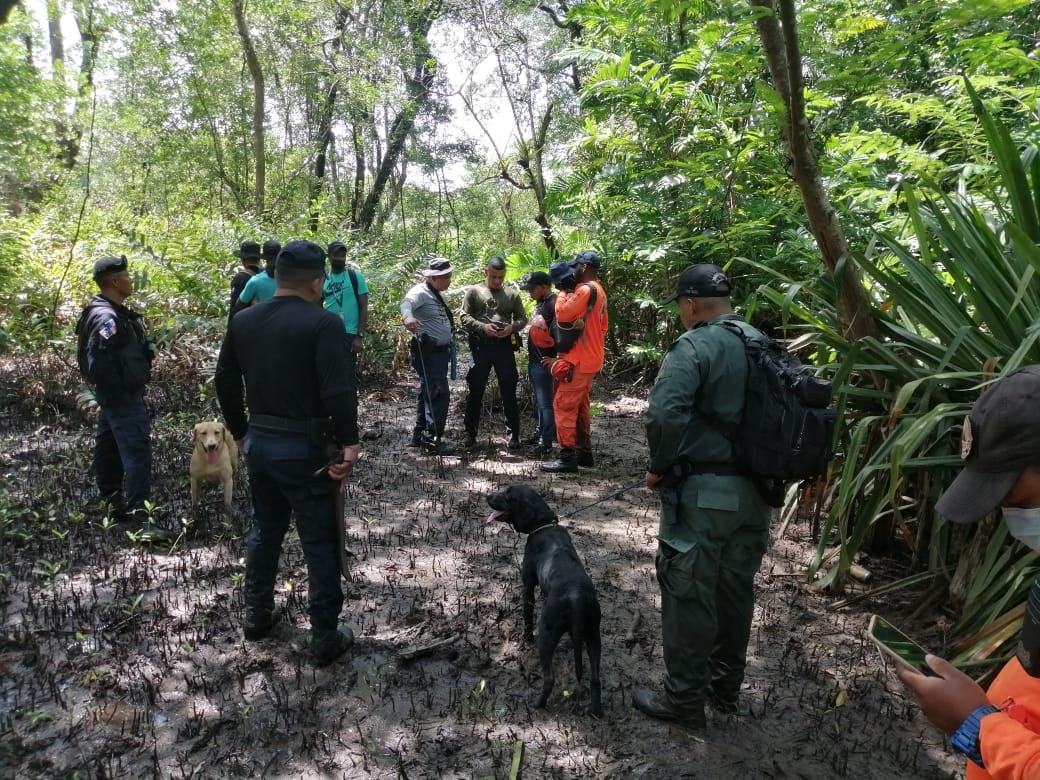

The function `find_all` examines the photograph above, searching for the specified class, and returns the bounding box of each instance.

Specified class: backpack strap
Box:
[348,269,359,299]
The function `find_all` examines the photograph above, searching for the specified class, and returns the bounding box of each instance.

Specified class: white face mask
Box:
[1002,506,1040,551]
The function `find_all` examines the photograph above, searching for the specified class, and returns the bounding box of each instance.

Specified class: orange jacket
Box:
[555,281,608,374]
[968,657,1040,780]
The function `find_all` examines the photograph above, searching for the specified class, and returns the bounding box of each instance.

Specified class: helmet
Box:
[529,314,556,350]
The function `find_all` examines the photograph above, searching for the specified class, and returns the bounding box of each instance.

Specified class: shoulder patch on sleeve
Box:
[98,317,118,340]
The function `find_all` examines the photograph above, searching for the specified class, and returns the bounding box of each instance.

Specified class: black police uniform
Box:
[215,251,358,649]
[75,261,154,518]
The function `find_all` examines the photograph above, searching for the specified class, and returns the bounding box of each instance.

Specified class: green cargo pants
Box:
[655,473,771,710]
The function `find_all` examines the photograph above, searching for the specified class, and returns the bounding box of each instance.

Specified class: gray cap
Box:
[421,257,453,277]
[937,366,1040,524]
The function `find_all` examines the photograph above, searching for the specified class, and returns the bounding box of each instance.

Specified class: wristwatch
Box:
[950,704,1000,767]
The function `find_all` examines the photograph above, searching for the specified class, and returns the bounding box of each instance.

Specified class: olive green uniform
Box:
[644,313,771,713]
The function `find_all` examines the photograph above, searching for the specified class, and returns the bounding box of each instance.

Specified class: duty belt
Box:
[250,414,328,437]
[678,461,742,477]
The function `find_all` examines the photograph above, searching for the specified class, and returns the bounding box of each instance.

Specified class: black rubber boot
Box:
[631,688,706,728]
[542,448,578,473]
[576,448,594,467]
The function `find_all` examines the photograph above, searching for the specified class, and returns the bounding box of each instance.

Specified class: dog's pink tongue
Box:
[485,509,505,525]
[206,451,218,464]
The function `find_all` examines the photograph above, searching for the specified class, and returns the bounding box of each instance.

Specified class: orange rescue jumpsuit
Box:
[969,657,1040,780]
[553,281,608,450]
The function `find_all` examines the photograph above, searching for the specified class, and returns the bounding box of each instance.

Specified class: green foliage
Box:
[780,90,1040,639]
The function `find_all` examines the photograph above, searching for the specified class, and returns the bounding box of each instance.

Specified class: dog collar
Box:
[528,521,559,536]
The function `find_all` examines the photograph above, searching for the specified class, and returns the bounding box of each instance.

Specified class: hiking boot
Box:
[707,688,748,716]
[576,449,594,467]
[507,434,522,450]
[310,628,354,667]
[531,443,553,457]
[463,433,478,449]
[521,433,541,446]
[425,438,457,455]
[408,430,425,447]
[631,688,706,729]
[243,607,283,641]
[542,448,578,473]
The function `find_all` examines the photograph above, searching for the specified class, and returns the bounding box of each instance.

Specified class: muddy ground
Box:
[0,369,965,779]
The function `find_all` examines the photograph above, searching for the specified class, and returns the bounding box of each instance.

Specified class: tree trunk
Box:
[0,0,19,25]
[750,0,877,343]
[353,0,441,233]
[309,83,338,232]
[350,119,366,226]
[232,0,265,216]
[48,0,79,169]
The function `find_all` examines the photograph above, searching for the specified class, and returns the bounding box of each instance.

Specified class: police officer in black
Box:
[215,240,360,667]
[75,255,156,523]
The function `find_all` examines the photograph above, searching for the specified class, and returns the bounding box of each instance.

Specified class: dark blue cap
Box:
[277,240,326,271]
[549,261,575,286]
[570,250,601,268]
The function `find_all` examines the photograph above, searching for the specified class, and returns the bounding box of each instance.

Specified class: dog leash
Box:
[558,479,646,519]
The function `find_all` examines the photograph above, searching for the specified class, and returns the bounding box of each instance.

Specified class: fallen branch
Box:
[398,634,457,661]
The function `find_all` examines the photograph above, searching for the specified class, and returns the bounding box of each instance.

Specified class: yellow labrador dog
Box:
[190,421,238,518]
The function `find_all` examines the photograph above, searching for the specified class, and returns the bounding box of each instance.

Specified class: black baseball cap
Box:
[570,250,601,268]
[328,241,348,258]
[276,240,326,271]
[660,263,732,305]
[234,240,261,261]
[261,240,281,260]
[521,271,552,290]
[937,366,1040,524]
[92,255,128,281]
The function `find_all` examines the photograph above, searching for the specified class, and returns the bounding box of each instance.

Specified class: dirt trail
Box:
[0,377,963,779]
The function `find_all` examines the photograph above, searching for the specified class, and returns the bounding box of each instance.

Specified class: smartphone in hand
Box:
[867,615,938,676]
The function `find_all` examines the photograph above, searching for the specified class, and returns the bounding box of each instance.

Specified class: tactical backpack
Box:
[712,320,836,501]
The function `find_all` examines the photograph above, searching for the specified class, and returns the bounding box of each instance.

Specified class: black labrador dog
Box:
[486,484,603,717]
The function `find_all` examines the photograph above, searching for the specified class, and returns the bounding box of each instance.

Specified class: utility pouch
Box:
[660,485,681,526]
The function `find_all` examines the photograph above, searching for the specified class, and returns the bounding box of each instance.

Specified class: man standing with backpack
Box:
[633,263,772,729]
[324,241,369,383]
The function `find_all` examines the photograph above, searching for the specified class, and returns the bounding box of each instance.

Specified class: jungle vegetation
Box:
[2,0,1040,668]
